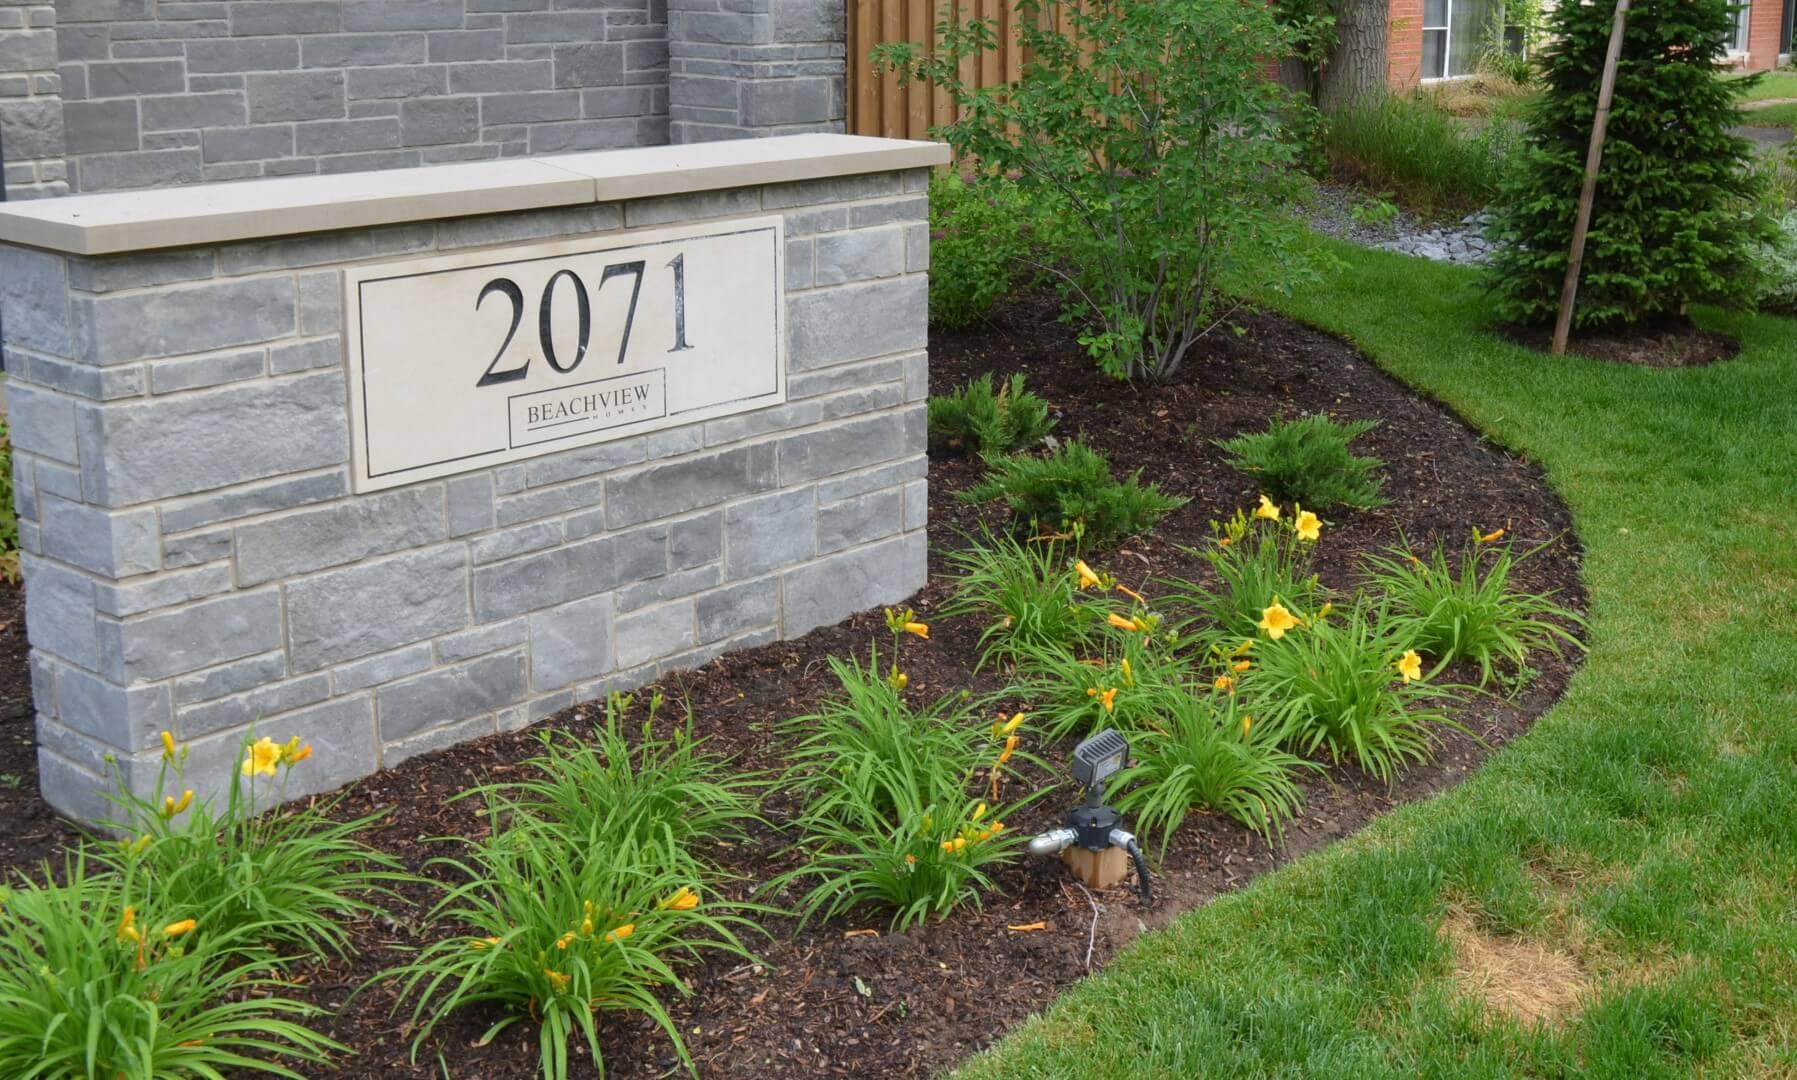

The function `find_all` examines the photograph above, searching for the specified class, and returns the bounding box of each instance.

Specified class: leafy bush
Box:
[1112,690,1315,852]
[877,0,1318,381]
[939,531,1111,668]
[479,692,764,886]
[0,851,341,1079]
[928,373,1056,457]
[1161,504,1326,646]
[0,422,17,584]
[1749,210,1797,316]
[100,731,403,962]
[775,649,1042,929]
[1489,0,1776,329]
[390,814,757,1080]
[1217,414,1388,511]
[928,171,1033,329]
[1243,600,1459,783]
[1323,92,1521,217]
[1362,532,1585,687]
[959,440,1186,549]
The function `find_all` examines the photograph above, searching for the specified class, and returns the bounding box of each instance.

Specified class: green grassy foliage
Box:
[959,440,1187,549]
[1323,92,1521,218]
[1217,413,1388,511]
[938,531,1112,668]
[952,242,1797,1078]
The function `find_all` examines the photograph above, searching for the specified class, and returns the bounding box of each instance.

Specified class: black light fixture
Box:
[1028,728,1152,904]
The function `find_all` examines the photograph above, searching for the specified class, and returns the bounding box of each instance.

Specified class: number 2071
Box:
[475,253,692,388]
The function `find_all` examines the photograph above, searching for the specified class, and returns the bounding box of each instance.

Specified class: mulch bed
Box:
[1499,317,1740,368]
[0,294,1585,1079]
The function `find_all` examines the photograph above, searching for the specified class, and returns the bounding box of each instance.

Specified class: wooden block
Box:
[1061,845,1129,890]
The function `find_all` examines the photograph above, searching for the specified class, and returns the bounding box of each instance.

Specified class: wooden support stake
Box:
[1062,845,1130,890]
[1552,0,1632,356]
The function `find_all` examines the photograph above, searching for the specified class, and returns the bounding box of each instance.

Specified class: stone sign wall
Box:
[0,136,940,822]
[0,0,846,196]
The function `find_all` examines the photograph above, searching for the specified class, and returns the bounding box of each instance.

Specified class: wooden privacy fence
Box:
[847,0,1033,139]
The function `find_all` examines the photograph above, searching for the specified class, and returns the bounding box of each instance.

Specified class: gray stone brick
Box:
[13,353,147,408]
[695,576,777,643]
[376,649,526,741]
[506,12,609,44]
[160,469,347,533]
[148,348,265,393]
[76,371,347,506]
[495,477,601,527]
[54,665,170,752]
[0,27,54,70]
[331,641,435,693]
[162,528,232,568]
[235,484,447,586]
[552,42,622,88]
[73,275,295,364]
[301,33,427,68]
[342,0,464,31]
[903,477,927,530]
[66,250,215,294]
[214,222,432,275]
[38,496,160,577]
[563,505,605,541]
[762,172,901,210]
[3,383,78,464]
[480,89,580,124]
[177,672,332,737]
[173,650,287,706]
[814,226,902,285]
[400,96,477,144]
[529,592,612,690]
[141,92,248,132]
[817,487,902,555]
[644,426,704,458]
[0,244,70,356]
[741,76,833,126]
[448,60,551,93]
[446,472,495,537]
[605,442,776,528]
[849,196,927,228]
[616,564,720,612]
[86,59,184,97]
[230,2,342,36]
[385,710,494,767]
[724,487,813,578]
[187,37,301,74]
[294,116,399,154]
[471,520,562,565]
[622,187,760,228]
[316,148,422,174]
[614,598,693,669]
[520,439,646,494]
[524,117,638,154]
[348,64,448,100]
[74,149,203,190]
[298,271,342,335]
[905,222,928,271]
[703,400,820,448]
[778,410,912,486]
[435,617,526,663]
[269,337,342,374]
[902,350,927,402]
[286,544,470,670]
[434,203,620,250]
[429,29,505,62]
[472,524,665,622]
[24,557,100,669]
[61,99,139,155]
[787,275,927,371]
[246,70,344,123]
[781,529,924,637]
[99,589,284,682]
[669,509,722,569]
[785,236,811,290]
[231,692,377,802]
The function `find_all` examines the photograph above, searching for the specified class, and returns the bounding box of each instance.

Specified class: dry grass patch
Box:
[1440,913,1591,1026]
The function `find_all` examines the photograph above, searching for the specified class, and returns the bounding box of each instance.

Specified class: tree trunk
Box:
[1320,0,1389,111]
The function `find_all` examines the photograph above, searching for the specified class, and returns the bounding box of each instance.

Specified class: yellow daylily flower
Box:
[1099,687,1118,713]
[995,734,1018,766]
[1258,602,1300,640]
[470,936,500,950]
[888,667,909,691]
[160,731,177,761]
[661,887,700,911]
[116,906,139,944]
[1254,495,1281,521]
[1232,659,1252,673]
[1115,583,1146,604]
[1119,658,1134,686]
[1397,650,1424,683]
[903,621,929,640]
[556,931,576,949]
[603,923,635,944]
[544,968,571,992]
[1106,613,1138,632]
[1241,715,1254,738]
[1074,561,1101,590]
[1213,675,1235,693]
[162,919,197,939]
[1294,509,1322,542]
[972,802,988,822]
[241,737,281,778]
[1478,527,1506,544]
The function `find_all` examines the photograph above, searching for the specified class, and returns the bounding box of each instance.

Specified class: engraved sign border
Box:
[342,216,785,494]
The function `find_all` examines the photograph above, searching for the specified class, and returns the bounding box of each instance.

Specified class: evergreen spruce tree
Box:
[1488,0,1774,329]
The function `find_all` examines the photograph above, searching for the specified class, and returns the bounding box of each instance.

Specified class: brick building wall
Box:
[1742,0,1790,71]
[1387,0,1424,90]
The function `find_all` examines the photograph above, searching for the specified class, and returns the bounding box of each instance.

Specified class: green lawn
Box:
[953,245,1797,1078]
[1732,69,1797,101]
[1745,100,1797,131]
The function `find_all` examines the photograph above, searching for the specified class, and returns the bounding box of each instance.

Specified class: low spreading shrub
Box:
[1243,599,1460,783]
[389,814,757,1080]
[928,373,1056,457]
[1749,210,1797,316]
[1361,530,1585,687]
[1323,92,1520,218]
[775,648,1043,929]
[959,440,1186,549]
[1161,503,1326,647]
[1111,690,1314,852]
[0,851,341,1079]
[938,531,1111,668]
[927,171,1033,329]
[100,731,403,962]
[480,692,764,886]
[1216,414,1387,511]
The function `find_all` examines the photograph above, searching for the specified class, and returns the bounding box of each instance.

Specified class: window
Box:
[1421,0,1512,80]
[1730,0,1752,52]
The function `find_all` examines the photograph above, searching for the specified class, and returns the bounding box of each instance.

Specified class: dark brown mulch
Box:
[0,295,1586,1080]
[1499,316,1740,368]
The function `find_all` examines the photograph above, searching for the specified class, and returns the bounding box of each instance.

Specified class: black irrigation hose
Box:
[1124,837,1152,907]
